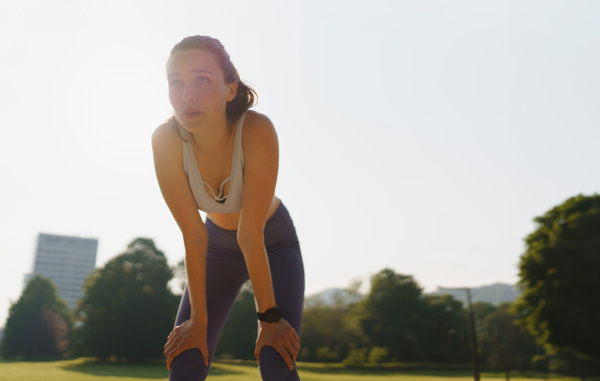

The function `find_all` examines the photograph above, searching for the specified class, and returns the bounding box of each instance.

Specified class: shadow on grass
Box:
[295,363,475,378]
[0,356,67,363]
[215,359,475,377]
[60,358,245,378]
[295,363,572,380]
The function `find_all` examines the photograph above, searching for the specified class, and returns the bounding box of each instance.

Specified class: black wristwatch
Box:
[257,307,282,323]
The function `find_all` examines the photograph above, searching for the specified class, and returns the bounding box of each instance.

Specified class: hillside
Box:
[306,283,520,307]
[429,283,521,306]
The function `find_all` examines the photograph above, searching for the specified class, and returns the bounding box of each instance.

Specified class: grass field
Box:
[0,358,580,381]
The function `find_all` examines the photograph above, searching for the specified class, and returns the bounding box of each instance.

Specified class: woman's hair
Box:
[167,35,257,122]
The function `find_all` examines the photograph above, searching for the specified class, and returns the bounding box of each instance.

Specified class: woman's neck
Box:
[191,116,235,153]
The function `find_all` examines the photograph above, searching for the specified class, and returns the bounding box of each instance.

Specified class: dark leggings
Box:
[169,202,305,381]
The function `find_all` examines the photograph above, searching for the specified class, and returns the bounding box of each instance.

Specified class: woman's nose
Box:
[182,84,198,103]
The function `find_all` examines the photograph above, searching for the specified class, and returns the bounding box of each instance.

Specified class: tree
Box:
[514,194,600,357]
[420,294,469,363]
[300,301,361,362]
[472,301,497,330]
[1,275,70,358]
[358,268,424,362]
[537,345,600,379]
[300,281,366,362]
[478,303,542,380]
[73,238,179,361]
[214,281,257,360]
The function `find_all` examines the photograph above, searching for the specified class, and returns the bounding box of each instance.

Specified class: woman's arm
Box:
[237,112,279,312]
[236,112,300,369]
[151,122,210,368]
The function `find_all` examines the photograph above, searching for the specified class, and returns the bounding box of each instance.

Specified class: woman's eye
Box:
[197,76,209,84]
[169,79,182,87]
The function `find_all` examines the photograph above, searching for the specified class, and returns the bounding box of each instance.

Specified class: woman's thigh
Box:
[170,254,248,380]
[267,245,305,333]
[257,245,305,381]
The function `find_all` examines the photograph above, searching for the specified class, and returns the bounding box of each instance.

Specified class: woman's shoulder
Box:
[241,111,278,158]
[152,119,181,147]
[242,110,277,139]
[151,119,183,160]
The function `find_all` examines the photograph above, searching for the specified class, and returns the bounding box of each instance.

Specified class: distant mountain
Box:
[305,288,363,307]
[429,283,521,306]
[306,283,520,307]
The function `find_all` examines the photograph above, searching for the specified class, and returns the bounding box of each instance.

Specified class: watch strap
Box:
[257,307,282,323]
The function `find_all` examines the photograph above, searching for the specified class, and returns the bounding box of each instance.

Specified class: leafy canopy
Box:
[514,194,600,357]
[73,238,179,361]
[1,275,70,358]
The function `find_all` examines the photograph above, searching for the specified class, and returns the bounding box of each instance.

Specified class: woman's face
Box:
[167,48,237,131]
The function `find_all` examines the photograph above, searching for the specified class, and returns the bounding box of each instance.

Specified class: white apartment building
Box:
[24,233,98,309]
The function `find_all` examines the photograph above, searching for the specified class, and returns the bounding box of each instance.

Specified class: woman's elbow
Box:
[237,229,264,252]
[182,227,209,249]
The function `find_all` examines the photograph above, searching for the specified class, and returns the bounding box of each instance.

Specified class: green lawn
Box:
[0,358,579,381]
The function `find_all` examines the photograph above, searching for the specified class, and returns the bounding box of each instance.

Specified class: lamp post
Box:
[439,287,480,381]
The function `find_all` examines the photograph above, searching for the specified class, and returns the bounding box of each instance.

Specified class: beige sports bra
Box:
[181,111,247,213]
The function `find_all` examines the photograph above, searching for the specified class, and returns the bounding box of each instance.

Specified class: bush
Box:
[342,347,367,367]
[315,346,338,362]
[368,346,388,364]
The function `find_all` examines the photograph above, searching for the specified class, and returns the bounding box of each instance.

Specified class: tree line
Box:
[2,194,599,379]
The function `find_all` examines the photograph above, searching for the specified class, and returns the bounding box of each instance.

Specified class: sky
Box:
[1,0,599,326]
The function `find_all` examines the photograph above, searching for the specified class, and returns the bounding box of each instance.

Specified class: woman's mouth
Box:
[183,111,203,119]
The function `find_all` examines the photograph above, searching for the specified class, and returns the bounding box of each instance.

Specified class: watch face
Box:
[266,308,281,322]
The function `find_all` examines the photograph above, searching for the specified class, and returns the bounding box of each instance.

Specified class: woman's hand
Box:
[164,318,209,370]
[254,317,300,371]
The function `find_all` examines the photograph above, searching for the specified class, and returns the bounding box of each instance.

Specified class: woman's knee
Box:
[258,345,300,381]
[169,348,209,381]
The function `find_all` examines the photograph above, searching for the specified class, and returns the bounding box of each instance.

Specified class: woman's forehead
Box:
[167,49,222,76]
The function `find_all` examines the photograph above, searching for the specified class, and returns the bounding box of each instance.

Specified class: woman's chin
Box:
[178,118,205,133]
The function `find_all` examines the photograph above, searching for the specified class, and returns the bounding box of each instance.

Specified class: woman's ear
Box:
[227,81,239,102]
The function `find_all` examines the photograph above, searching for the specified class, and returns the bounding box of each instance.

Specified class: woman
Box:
[152,36,305,381]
